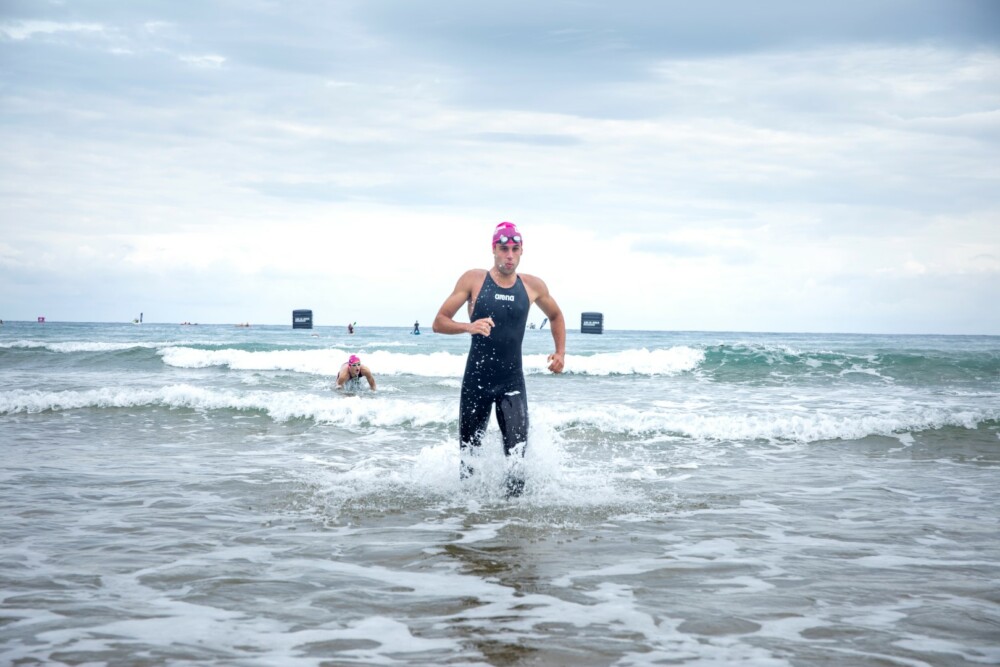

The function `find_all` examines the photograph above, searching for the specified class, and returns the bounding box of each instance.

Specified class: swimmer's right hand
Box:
[469,317,495,336]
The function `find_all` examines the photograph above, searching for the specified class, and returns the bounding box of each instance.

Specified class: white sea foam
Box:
[532,402,1000,443]
[560,346,704,375]
[156,345,705,377]
[0,385,454,428]
[159,347,469,377]
[0,340,168,352]
[3,384,997,444]
[305,416,628,508]
[893,636,1000,664]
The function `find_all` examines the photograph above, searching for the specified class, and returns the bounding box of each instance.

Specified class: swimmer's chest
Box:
[471,276,529,322]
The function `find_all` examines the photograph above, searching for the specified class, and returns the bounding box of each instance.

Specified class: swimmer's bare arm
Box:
[335,365,349,389]
[525,275,566,373]
[433,270,494,336]
[361,366,376,391]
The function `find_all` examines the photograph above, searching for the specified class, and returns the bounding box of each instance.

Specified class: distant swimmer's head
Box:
[493,221,522,247]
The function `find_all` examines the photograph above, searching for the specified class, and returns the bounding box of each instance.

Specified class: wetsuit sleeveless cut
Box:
[460,272,530,466]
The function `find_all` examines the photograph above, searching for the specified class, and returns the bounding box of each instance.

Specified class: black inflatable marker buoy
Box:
[581,312,603,334]
[293,309,313,329]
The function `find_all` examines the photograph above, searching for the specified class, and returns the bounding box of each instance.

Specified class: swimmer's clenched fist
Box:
[469,317,495,336]
[547,352,565,373]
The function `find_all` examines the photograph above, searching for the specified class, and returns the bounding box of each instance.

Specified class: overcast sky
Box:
[2,0,998,333]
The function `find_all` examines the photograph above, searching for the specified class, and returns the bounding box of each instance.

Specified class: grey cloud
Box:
[630,238,756,265]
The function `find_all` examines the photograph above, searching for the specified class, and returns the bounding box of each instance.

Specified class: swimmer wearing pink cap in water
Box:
[337,354,376,391]
[432,221,566,497]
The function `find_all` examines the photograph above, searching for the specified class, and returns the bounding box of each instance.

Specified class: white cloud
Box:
[0,20,104,41]
[179,53,226,68]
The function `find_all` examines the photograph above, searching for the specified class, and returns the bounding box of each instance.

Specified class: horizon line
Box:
[2,320,998,337]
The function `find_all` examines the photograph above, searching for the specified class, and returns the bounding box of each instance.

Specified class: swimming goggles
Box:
[496,234,521,244]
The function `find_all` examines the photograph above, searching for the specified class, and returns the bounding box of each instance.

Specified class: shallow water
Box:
[2,322,999,665]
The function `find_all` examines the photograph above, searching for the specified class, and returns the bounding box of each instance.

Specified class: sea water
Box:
[1,321,998,666]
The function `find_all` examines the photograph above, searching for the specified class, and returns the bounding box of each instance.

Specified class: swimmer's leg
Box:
[459,384,492,479]
[496,388,529,497]
[496,389,529,456]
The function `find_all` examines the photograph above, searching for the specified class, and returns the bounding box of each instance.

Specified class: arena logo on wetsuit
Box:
[495,293,515,302]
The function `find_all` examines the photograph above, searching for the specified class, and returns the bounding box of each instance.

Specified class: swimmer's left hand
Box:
[547,352,565,374]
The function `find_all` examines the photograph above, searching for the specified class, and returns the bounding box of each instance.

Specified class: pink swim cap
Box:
[348,354,360,365]
[492,221,523,245]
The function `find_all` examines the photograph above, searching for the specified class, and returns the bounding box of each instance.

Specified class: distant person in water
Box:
[433,221,565,497]
[413,320,420,334]
[336,354,376,391]
[347,322,355,334]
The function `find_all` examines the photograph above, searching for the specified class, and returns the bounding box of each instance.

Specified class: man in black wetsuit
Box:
[433,221,566,496]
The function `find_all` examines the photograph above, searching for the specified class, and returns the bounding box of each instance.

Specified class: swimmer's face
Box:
[349,362,361,376]
[493,241,522,275]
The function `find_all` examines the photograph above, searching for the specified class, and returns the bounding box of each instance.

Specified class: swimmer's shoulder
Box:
[460,268,488,285]
[517,272,549,299]
[452,268,489,298]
